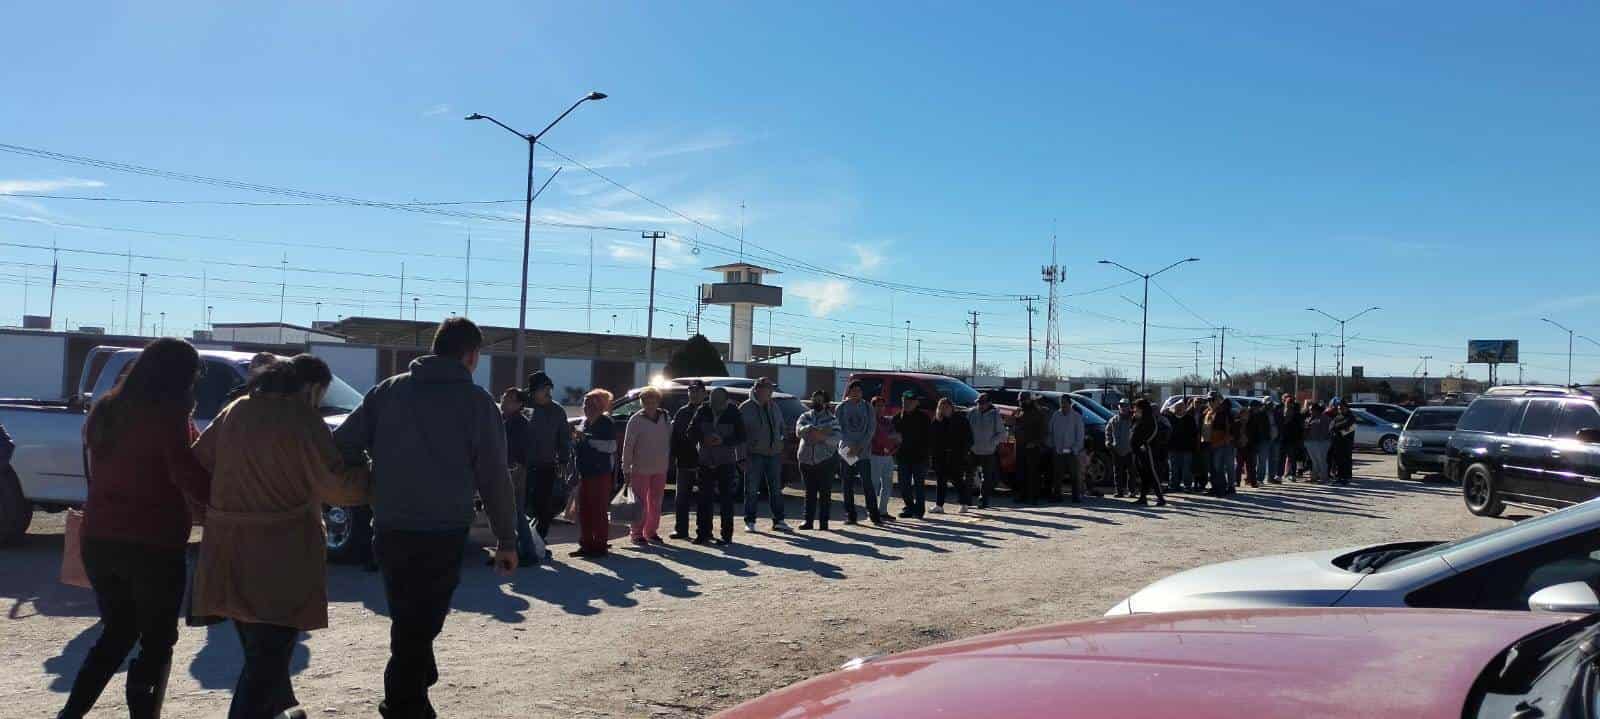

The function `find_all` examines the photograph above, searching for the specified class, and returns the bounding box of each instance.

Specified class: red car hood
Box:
[717,608,1565,719]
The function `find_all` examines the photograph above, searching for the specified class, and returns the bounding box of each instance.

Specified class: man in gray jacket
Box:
[1104,400,1135,497]
[524,371,572,543]
[966,394,1006,509]
[1046,399,1087,502]
[334,317,517,718]
[836,380,883,525]
[738,378,788,532]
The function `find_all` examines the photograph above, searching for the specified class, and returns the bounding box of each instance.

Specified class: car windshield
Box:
[1378,501,1600,573]
[929,379,980,407]
[1407,409,1464,431]
[318,375,365,416]
[1071,396,1115,420]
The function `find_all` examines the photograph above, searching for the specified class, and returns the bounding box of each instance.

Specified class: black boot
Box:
[126,657,171,719]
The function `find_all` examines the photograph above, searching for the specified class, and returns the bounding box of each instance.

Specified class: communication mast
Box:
[1041,236,1065,378]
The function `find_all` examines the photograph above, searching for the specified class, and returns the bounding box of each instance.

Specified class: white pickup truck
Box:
[0,346,374,563]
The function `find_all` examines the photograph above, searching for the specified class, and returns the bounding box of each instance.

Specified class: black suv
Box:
[1444,385,1600,517]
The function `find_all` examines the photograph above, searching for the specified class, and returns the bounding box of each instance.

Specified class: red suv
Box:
[845,372,1016,473]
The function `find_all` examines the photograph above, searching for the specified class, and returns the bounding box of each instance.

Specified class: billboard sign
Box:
[1467,340,1519,364]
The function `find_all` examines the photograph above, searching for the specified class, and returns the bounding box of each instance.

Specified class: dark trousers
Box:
[672,465,699,536]
[898,461,928,516]
[60,539,186,719]
[1135,448,1165,503]
[802,457,837,526]
[972,453,1000,506]
[527,462,560,539]
[1281,440,1303,477]
[230,621,300,719]
[1239,445,1258,486]
[1332,436,1354,480]
[839,458,880,522]
[934,459,971,507]
[1111,452,1134,495]
[375,527,467,719]
[697,464,737,540]
[1052,452,1084,500]
[1016,446,1043,502]
[577,473,613,553]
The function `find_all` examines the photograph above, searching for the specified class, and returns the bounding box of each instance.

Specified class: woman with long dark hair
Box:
[190,355,369,718]
[59,338,212,719]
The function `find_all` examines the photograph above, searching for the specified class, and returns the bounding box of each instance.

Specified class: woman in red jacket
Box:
[58,338,212,719]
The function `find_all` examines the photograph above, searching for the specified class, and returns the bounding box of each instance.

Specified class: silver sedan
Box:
[1106,497,1600,615]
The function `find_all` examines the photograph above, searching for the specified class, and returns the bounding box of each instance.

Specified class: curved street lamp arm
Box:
[1347,306,1381,323]
[466,113,528,139]
[1151,257,1199,278]
[1307,307,1340,325]
[1098,259,1144,279]
[534,95,596,141]
[1543,317,1575,334]
[1579,335,1600,350]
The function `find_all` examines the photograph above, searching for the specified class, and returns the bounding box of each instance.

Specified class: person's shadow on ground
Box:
[189,621,311,689]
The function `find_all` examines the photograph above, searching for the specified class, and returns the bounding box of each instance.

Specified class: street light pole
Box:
[137,272,148,336]
[1307,306,1380,400]
[642,231,664,376]
[1097,257,1200,395]
[1543,318,1575,386]
[466,91,607,382]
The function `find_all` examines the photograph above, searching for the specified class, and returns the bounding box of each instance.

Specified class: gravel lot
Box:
[2,452,1510,718]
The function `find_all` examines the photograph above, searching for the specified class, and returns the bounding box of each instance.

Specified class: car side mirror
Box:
[1577,428,1600,444]
[1529,582,1600,614]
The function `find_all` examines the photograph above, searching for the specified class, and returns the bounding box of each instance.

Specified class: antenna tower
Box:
[1041,236,1065,377]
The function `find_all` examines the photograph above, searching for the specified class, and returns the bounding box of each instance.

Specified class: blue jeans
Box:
[510,466,538,559]
[1168,450,1193,490]
[1257,439,1280,482]
[839,458,880,521]
[1209,445,1236,491]
[897,461,927,516]
[743,453,785,524]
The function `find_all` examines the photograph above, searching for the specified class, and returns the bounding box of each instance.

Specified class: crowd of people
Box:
[49,315,1371,718]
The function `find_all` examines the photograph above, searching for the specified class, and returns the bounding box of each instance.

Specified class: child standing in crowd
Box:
[572,389,618,558]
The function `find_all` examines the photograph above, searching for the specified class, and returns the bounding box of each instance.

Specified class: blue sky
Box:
[4,1,1599,383]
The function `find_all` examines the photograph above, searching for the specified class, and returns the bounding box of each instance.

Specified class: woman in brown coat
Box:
[191,355,369,719]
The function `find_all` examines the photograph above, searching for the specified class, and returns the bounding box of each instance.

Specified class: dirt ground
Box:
[2,452,1508,718]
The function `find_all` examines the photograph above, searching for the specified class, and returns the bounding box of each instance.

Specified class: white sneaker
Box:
[744,520,757,533]
[930,505,945,514]
[773,520,791,532]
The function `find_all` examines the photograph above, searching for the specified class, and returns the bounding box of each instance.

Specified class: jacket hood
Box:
[409,355,473,385]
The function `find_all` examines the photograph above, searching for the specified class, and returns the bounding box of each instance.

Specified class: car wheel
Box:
[0,466,33,547]
[1396,459,1413,483]
[324,504,373,565]
[1086,451,1112,488]
[1379,435,1399,455]
[1462,464,1505,518]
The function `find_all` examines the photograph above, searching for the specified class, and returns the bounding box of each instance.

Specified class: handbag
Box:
[60,509,91,589]
[609,482,639,523]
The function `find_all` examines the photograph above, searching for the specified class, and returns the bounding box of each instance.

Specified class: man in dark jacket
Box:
[691,386,746,544]
[499,388,538,563]
[929,400,974,513]
[1166,399,1199,492]
[1014,396,1047,503]
[523,371,572,543]
[333,317,517,718]
[1278,394,1303,480]
[893,391,932,518]
[669,381,708,540]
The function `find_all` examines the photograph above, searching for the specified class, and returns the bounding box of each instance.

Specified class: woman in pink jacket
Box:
[621,386,673,545]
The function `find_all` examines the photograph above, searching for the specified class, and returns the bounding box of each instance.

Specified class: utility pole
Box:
[1097,256,1201,394]
[904,320,911,370]
[1419,354,1433,399]
[642,231,665,376]
[1542,318,1575,386]
[464,231,472,316]
[398,262,406,320]
[839,334,846,368]
[1293,340,1303,398]
[967,310,980,380]
[1022,296,1038,378]
[586,234,593,331]
[1192,341,1202,378]
[850,334,857,368]
[916,338,924,369]
[1217,326,1230,388]
[278,253,288,344]
[137,272,148,336]
[1311,332,1320,401]
[1308,306,1381,400]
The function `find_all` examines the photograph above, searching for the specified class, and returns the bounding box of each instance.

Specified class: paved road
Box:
[1,452,1509,717]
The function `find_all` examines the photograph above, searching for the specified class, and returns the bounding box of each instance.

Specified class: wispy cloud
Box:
[605,234,697,270]
[565,130,748,171]
[789,279,855,318]
[422,103,452,118]
[849,243,886,272]
[0,178,105,218]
